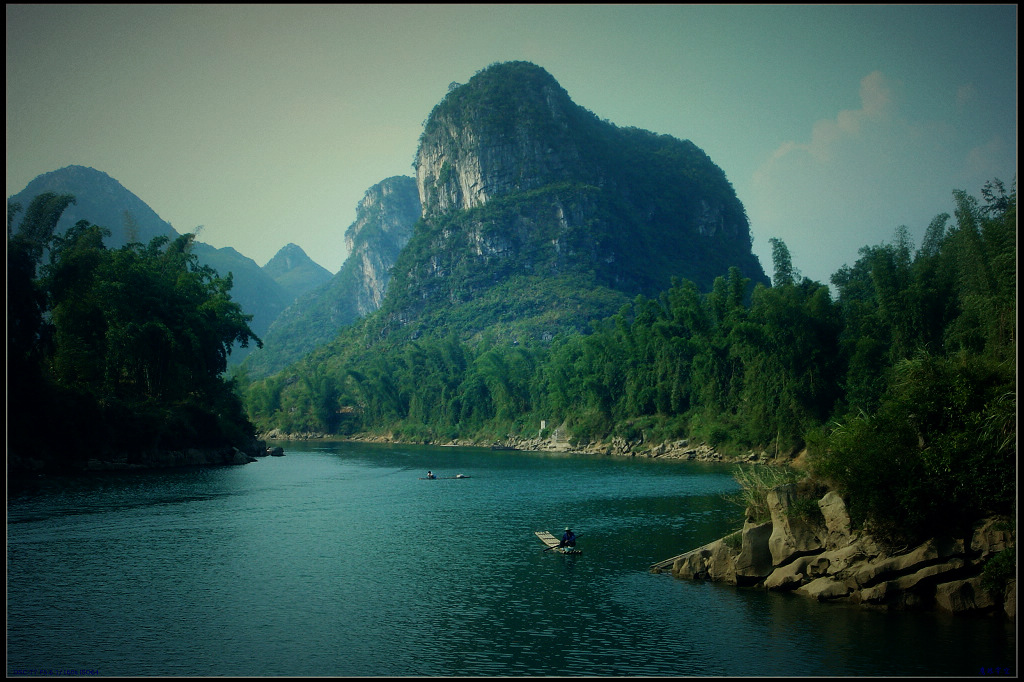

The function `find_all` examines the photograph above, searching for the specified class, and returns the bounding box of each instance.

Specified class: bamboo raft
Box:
[535,530,581,555]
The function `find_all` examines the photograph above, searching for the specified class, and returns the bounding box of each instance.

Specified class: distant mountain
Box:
[372,60,767,345]
[187,242,292,358]
[263,243,333,301]
[241,176,420,378]
[7,165,178,248]
[6,165,320,364]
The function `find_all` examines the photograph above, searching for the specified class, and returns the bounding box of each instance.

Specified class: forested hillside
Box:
[388,61,767,346]
[5,165,315,363]
[241,180,1015,545]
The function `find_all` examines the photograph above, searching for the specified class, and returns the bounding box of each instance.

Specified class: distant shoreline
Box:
[259,429,790,466]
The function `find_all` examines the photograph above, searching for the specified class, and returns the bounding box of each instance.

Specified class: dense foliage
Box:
[8,193,262,470]
[241,181,1015,545]
[811,181,1016,544]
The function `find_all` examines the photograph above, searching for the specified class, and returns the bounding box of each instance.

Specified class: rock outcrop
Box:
[381,61,768,346]
[242,176,420,378]
[658,485,1015,619]
[494,429,756,463]
[343,176,422,315]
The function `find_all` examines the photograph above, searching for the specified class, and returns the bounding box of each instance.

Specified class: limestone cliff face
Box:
[344,176,421,315]
[242,176,420,378]
[392,60,766,333]
[416,70,589,216]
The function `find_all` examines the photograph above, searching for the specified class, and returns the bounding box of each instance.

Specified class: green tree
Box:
[768,237,795,287]
[9,195,263,469]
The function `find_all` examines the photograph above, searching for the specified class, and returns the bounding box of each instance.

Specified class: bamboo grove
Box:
[241,181,1015,543]
[8,192,263,467]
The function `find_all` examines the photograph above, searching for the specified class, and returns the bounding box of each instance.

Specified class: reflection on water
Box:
[7,442,1016,677]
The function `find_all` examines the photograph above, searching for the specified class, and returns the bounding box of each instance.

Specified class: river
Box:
[6,441,1016,677]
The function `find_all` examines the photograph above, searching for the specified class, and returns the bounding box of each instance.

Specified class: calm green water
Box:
[7,442,1016,677]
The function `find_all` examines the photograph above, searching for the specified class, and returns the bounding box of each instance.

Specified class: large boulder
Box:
[767,484,823,566]
[796,576,852,601]
[764,555,815,590]
[970,518,1013,559]
[706,539,738,584]
[934,576,998,614]
[817,491,852,549]
[734,520,774,585]
[672,542,715,580]
[847,538,963,589]
[671,538,738,584]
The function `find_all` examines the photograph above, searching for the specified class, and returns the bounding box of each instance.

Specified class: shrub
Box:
[980,547,1015,594]
[812,352,1015,546]
[724,464,801,523]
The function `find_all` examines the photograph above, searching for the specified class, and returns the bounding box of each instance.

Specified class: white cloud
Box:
[758,71,898,167]
[745,71,973,284]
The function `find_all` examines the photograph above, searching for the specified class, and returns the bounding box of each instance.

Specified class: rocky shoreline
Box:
[259,428,761,463]
[652,483,1016,621]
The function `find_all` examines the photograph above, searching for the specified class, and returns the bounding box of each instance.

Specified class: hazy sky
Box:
[6,4,1017,284]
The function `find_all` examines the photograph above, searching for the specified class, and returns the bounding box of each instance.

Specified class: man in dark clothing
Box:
[559,527,576,548]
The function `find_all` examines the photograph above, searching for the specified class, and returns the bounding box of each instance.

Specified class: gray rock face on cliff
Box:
[241,176,420,378]
[384,61,767,341]
[416,71,587,216]
[343,176,422,315]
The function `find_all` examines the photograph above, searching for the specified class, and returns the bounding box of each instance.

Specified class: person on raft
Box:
[558,527,576,548]
[426,471,436,479]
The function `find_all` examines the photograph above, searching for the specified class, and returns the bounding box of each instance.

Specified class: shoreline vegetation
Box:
[244,183,1015,568]
[259,428,758,463]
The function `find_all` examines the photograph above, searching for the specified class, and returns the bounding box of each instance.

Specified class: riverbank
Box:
[651,482,1016,621]
[258,428,774,465]
[7,436,270,483]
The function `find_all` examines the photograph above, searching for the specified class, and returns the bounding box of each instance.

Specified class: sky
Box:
[6,4,1017,285]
